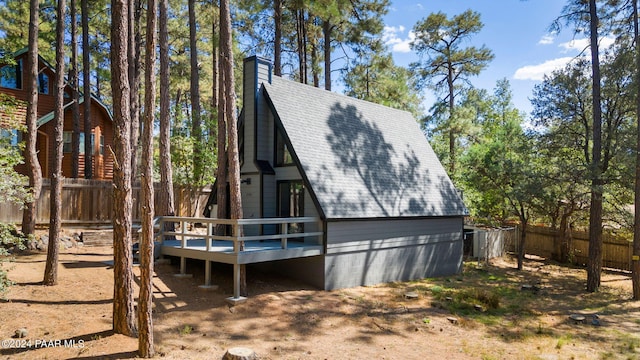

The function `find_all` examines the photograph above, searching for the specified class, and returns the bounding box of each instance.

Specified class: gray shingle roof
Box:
[262,76,468,219]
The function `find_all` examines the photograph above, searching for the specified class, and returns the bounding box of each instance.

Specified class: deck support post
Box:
[281,222,288,249]
[173,256,192,278]
[225,263,247,305]
[198,260,218,290]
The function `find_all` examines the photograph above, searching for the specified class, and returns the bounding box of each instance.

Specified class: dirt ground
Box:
[1,239,640,360]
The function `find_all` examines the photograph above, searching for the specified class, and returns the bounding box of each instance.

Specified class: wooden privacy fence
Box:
[0,178,211,226]
[522,225,632,271]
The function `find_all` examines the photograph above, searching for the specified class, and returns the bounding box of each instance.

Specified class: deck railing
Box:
[153,215,324,303]
[155,215,324,252]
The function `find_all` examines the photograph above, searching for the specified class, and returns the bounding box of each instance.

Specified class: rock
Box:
[447,317,459,325]
[569,314,586,324]
[40,235,49,245]
[14,328,27,338]
[521,284,540,293]
[36,240,47,251]
[222,347,257,360]
[404,291,419,300]
[474,304,484,312]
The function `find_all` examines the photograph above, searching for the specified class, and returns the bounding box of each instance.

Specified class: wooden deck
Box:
[161,238,323,264]
[154,216,325,303]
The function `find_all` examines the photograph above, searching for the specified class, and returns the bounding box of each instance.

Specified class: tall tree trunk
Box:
[82,0,92,179]
[157,0,175,224]
[586,0,604,293]
[70,0,81,178]
[274,0,282,76]
[447,61,456,176]
[220,0,245,295]
[517,210,527,271]
[189,0,203,184]
[43,0,66,286]
[129,0,141,180]
[311,41,319,87]
[216,57,228,235]
[138,0,157,355]
[22,0,42,236]
[323,20,331,90]
[632,0,640,300]
[111,0,136,337]
[210,2,218,140]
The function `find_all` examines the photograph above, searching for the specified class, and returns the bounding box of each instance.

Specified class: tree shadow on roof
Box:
[322,102,428,217]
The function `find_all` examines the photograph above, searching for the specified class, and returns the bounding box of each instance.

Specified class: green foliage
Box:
[0,91,32,298]
[343,52,423,116]
[458,80,543,225]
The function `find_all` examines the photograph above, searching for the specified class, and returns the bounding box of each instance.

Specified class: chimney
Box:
[242,56,273,165]
[242,56,272,121]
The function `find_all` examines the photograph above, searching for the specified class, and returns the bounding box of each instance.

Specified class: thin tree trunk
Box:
[323,20,331,90]
[216,60,228,235]
[70,0,81,178]
[82,0,92,179]
[130,0,141,180]
[22,0,42,236]
[311,41,319,87]
[220,0,245,296]
[447,62,455,176]
[158,0,175,226]
[216,1,228,236]
[138,0,157,355]
[586,0,604,293]
[189,0,203,184]
[517,205,527,270]
[43,0,66,286]
[212,1,218,119]
[632,0,640,300]
[274,0,282,76]
[111,0,136,337]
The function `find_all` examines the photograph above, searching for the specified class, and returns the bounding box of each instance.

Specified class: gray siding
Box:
[323,217,463,290]
[240,175,261,236]
[242,60,257,173]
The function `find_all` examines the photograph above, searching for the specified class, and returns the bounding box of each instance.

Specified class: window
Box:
[0,59,22,89]
[99,135,104,155]
[64,132,94,154]
[38,73,49,94]
[278,181,304,235]
[1,129,21,147]
[275,128,293,166]
[63,131,72,153]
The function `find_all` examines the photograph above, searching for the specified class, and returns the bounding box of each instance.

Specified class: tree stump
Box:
[222,347,257,360]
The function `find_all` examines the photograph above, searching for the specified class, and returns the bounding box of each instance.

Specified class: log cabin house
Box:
[0,48,114,180]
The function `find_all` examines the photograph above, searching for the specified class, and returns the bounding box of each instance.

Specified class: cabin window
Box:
[278,180,304,235]
[64,131,93,154]
[275,128,293,166]
[38,73,49,94]
[1,129,21,147]
[0,59,22,89]
[63,132,72,153]
[99,135,104,155]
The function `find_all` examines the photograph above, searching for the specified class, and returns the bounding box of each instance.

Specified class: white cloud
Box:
[559,36,616,53]
[383,25,415,53]
[516,36,617,81]
[538,35,555,45]
[513,57,575,81]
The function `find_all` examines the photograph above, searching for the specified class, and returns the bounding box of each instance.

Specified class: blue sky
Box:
[382,1,614,116]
